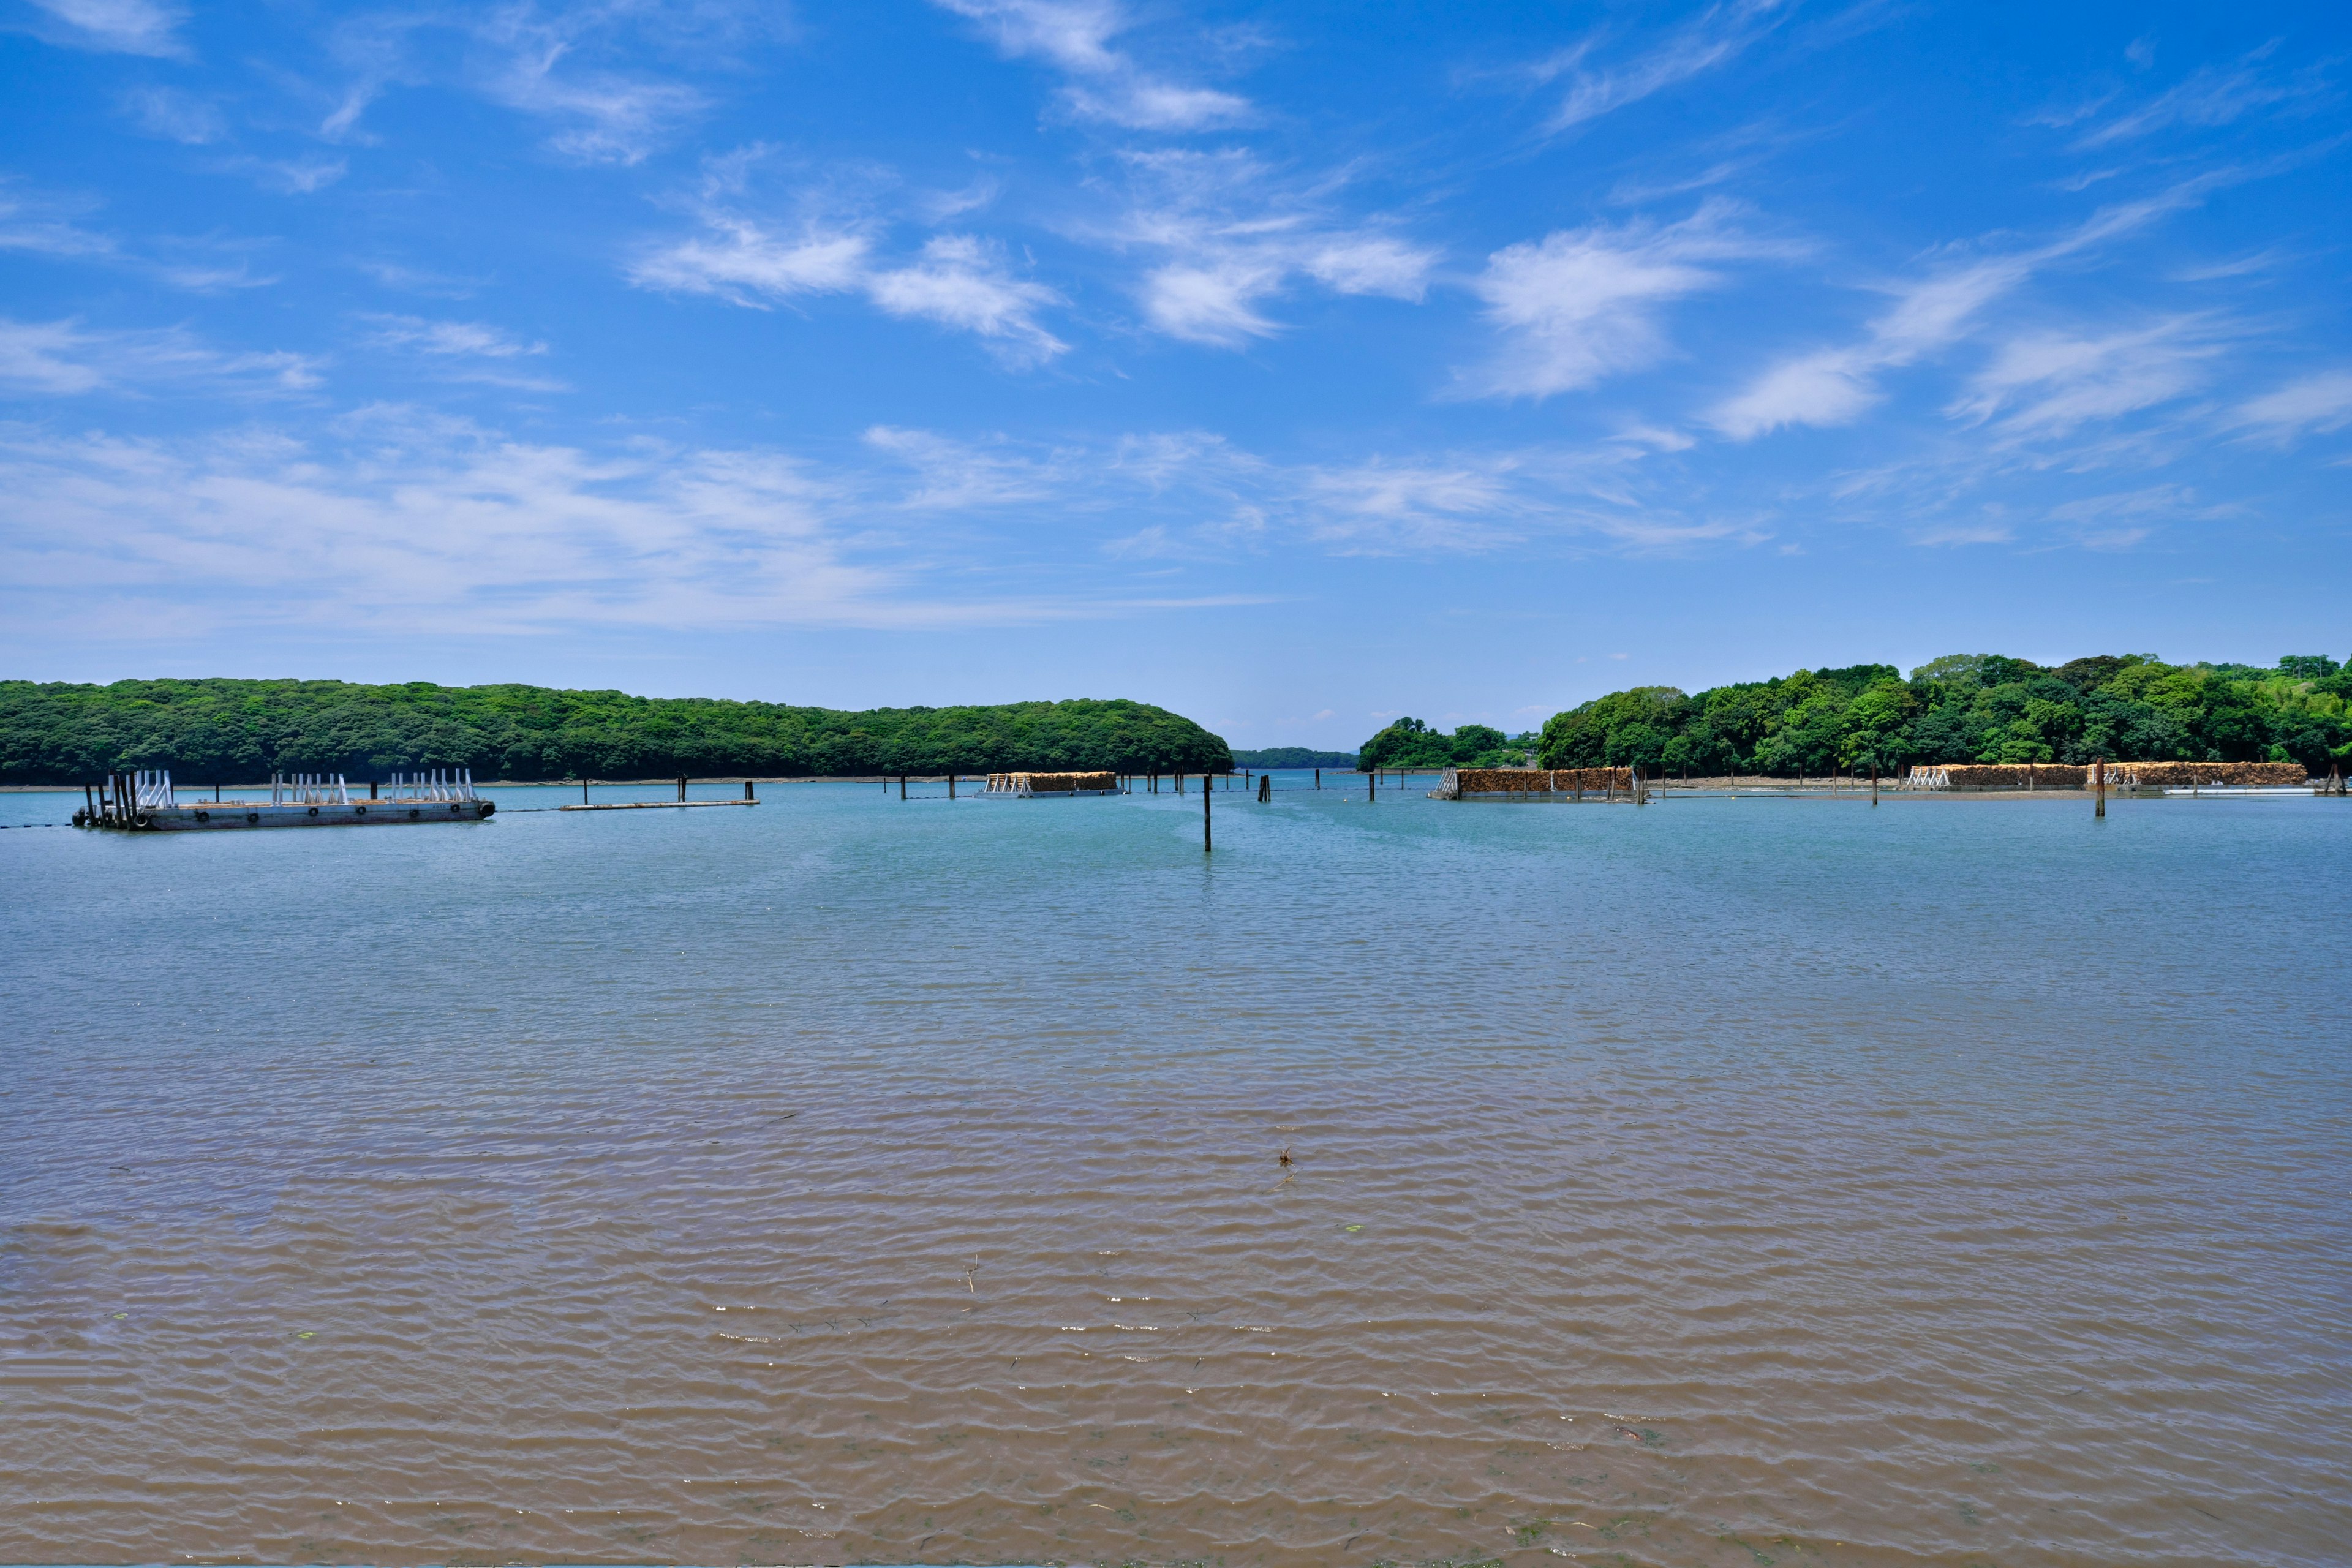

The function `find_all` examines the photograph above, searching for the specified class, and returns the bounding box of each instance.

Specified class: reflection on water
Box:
[2,780,2347,1567]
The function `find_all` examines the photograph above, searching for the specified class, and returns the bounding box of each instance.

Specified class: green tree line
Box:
[1526,654,2351,777]
[0,679,1234,785]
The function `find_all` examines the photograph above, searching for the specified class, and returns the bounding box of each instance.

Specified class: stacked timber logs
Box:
[2106,761,2309,788]
[1928,761,2310,789]
[987,771,1118,793]
[1441,767,1633,797]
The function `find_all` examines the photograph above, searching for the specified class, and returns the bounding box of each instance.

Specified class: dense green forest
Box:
[1530,654,2351,776]
[0,679,1233,784]
[1357,718,1539,771]
[1230,747,1358,769]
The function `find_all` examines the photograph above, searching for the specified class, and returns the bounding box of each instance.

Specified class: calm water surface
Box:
[2,778,2347,1568]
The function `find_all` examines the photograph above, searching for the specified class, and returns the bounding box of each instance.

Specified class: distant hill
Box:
[1230,747,1357,769]
[0,679,1234,783]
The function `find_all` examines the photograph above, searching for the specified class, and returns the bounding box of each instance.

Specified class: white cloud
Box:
[121,85,224,143]
[1109,149,1436,347]
[0,183,116,261]
[1711,348,1879,438]
[1949,316,2225,440]
[932,0,1252,130]
[0,415,1279,638]
[317,2,783,161]
[0,317,320,397]
[2078,47,2328,148]
[632,214,872,306]
[361,316,546,360]
[865,235,1067,365]
[1534,0,1785,131]
[1713,172,2236,439]
[635,182,1063,365]
[207,156,349,195]
[21,0,184,57]
[356,314,564,389]
[864,425,1071,509]
[1466,200,1768,398]
[2227,370,2352,443]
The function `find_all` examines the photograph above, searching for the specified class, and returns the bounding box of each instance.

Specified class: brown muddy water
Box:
[2,779,2346,1567]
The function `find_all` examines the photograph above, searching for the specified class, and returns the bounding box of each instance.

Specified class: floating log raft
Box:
[982,771,1126,797]
[75,770,493,831]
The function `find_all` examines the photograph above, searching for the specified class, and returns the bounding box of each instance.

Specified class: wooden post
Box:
[2095,758,2106,818]
[1315,767,1321,789]
[949,773,956,799]
[1368,767,1376,803]
[1259,772,1270,802]
[678,774,688,802]
[745,779,756,801]
[1871,765,1880,806]
[83,782,95,820]
[900,773,907,799]
[1203,763,1212,852]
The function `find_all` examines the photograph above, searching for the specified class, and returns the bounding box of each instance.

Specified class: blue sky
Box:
[2,0,2347,748]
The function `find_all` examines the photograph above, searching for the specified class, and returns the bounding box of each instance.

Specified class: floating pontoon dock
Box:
[75,770,493,831]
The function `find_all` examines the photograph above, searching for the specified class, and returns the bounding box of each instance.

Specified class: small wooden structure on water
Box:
[75,769,494,831]
[982,771,1126,798]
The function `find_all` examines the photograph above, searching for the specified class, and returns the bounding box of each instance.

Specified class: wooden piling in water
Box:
[1871,765,1880,806]
[949,773,957,799]
[677,775,688,802]
[2096,758,2106,818]
[1259,772,1271,802]
[1203,763,1212,851]
[745,779,756,801]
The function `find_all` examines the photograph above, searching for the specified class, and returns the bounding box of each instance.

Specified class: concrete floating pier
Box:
[76,769,493,831]
[981,771,1127,798]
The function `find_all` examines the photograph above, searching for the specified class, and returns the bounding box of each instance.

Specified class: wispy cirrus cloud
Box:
[931,0,1252,130]
[16,0,186,58]
[119,84,225,143]
[2077,45,2333,148]
[1948,315,2233,442]
[0,413,1280,639]
[1464,198,1781,399]
[1532,0,1787,132]
[358,314,567,390]
[1713,171,2244,439]
[318,2,788,162]
[0,316,320,397]
[2226,369,2352,444]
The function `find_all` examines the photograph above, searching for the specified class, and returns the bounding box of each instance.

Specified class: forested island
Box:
[0,679,1232,785]
[1361,654,2350,775]
[1531,654,2348,775]
[1357,720,1539,771]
